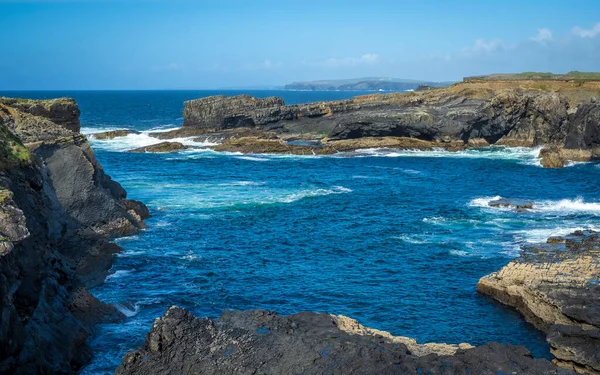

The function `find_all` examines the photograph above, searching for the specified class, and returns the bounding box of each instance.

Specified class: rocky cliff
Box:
[0,97,149,374]
[173,80,600,157]
[478,230,600,374]
[116,306,572,375]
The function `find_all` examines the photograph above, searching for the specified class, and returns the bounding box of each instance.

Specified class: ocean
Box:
[3,90,600,374]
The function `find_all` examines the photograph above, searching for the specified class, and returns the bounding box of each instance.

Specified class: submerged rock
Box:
[488,198,534,210]
[478,230,600,374]
[93,129,140,139]
[116,307,571,375]
[128,142,189,153]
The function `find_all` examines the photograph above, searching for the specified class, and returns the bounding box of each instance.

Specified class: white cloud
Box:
[150,62,181,72]
[321,53,380,67]
[531,28,553,42]
[572,23,600,38]
[462,39,505,54]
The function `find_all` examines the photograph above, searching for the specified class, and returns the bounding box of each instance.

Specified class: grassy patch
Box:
[0,123,32,170]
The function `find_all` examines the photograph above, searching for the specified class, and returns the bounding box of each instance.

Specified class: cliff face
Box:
[0,98,149,374]
[180,82,600,153]
[478,230,600,374]
[116,307,572,375]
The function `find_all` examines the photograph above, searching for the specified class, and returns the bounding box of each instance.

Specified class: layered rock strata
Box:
[160,81,600,160]
[478,230,600,374]
[0,97,149,374]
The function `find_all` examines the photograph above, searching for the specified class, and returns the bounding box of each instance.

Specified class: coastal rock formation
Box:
[488,198,534,210]
[93,129,141,140]
[128,141,189,153]
[539,146,595,168]
[478,230,600,374]
[162,80,600,160]
[116,306,572,375]
[0,98,149,374]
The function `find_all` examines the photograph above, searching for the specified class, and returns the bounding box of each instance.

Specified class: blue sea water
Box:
[3,90,600,374]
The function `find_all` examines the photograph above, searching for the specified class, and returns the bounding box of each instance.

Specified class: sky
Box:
[1,0,600,90]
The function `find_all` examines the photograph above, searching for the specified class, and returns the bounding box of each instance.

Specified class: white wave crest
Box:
[468,196,503,208]
[514,225,600,243]
[236,156,270,162]
[106,270,131,280]
[353,146,542,165]
[115,301,140,317]
[470,196,600,215]
[535,198,600,214]
[86,127,217,152]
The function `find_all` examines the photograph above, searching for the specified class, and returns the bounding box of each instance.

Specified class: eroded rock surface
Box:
[116,306,572,375]
[478,230,600,374]
[174,82,600,156]
[0,98,149,374]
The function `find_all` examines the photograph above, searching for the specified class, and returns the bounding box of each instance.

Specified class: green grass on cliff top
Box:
[0,124,31,170]
[465,71,600,81]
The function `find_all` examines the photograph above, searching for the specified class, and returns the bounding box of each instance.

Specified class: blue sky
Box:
[1,0,600,89]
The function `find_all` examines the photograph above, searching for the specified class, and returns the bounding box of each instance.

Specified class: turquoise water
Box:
[3,91,600,374]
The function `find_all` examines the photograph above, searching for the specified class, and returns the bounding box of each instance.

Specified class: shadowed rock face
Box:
[478,230,600,374]
[116,307,573,375]
[0,98,149,374]
[179,86,600,152]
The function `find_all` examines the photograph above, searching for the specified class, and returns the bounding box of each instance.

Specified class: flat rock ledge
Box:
[128,141,189,153]
[478,230,600,374]
[116,307,571,375]
[93,129,140,139]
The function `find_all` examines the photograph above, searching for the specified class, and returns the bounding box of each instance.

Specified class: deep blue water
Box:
[3,91,600,374]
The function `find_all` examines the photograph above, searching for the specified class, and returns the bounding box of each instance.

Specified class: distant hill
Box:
[284,77,454,91]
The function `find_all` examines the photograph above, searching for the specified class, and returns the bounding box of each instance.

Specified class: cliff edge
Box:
[0,97,149,374]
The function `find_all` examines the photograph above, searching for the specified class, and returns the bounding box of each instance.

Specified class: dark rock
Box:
[478,230,600,374]
[488,198,534,210]
[0,97,147,374]
[171,84,600,152]
[93,129,140,140]
[116,306,572,375]
[128,142,189,153]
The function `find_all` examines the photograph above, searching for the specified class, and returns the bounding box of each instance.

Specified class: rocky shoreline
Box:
[91,79,600,167]
[478,230,600,374]
[0,97,149,373]
[116,307,570,375]
[112,229,600,375]
[1,81,600,374]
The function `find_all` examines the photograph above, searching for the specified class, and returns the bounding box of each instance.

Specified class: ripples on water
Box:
[2,91,598,374]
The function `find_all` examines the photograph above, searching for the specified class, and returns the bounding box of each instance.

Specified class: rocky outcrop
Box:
[0,98,149,374]
[128,141,189,153]
[116,306,572,375]
[539,146,596,168]
[93,129,141,140]
[169,81,600,162]
[478,230,600,374]
[0,97,80,133]
[488,198,534,210]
